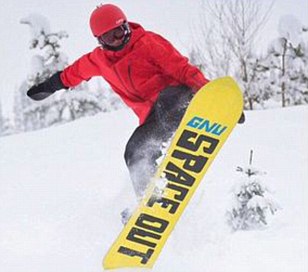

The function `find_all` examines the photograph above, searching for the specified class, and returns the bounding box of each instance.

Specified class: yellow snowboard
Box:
[103,77,244,270]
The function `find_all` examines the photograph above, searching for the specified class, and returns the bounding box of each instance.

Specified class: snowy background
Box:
[1,0,308,114]
[0,0,308,271]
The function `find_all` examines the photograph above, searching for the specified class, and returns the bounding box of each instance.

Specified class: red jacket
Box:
[61,22,209,124]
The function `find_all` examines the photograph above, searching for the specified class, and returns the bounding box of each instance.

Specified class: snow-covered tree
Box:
[15,13,114,132]
[14,13,69,131]
[259,15,308,107]
[13,82,28,133]
[0,100,13,137]
[0,99,4,136]
[92,79,125,112]
[227,150,279,231]
[20,14,69,83]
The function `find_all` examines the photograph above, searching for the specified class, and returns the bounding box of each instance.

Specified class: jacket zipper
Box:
[128,64,137,94]
[114,64,141,101]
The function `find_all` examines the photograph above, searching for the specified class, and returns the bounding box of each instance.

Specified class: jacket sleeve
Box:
[60,50,101,88]
[149,34,209,92]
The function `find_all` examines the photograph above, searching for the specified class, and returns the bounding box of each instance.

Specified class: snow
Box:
[20,13,51,39]
[30,55,44,74]
[1,105,307,272]
[1,0,308,270]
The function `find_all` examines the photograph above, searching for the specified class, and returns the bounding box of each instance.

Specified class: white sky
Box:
[0,0,307,114]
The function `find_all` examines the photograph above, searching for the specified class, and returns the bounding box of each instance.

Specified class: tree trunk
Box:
[281,38,287,107]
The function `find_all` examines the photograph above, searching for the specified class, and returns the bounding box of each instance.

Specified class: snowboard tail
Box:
[103,77,244,270]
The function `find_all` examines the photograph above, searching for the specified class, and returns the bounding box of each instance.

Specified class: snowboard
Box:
[103,76,244,270]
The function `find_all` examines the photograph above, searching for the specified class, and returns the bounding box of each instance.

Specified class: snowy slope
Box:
[0,106,307,272]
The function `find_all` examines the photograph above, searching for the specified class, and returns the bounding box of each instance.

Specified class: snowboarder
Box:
[27,4,244,200]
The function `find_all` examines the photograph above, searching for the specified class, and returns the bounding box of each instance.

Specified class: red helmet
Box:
[90,4,127,37]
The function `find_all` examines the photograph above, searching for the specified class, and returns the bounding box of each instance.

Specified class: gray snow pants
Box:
[124,85,194,199]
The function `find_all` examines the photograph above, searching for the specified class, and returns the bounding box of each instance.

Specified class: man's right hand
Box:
[238,112,245,124]
[27,71,68,101]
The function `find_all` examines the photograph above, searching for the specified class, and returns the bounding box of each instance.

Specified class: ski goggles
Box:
[98,25,127,46]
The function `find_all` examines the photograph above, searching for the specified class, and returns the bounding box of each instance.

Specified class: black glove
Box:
[238,111,245,124]
[27,71,68,101]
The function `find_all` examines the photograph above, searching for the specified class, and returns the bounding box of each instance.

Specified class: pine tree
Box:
[0,100,13,137]
[15,13,116,133]
[0,99,4,136]
[227,150,279,231]
[92,80,124,112]
[259,15,308,107]
[14,13,69,132]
